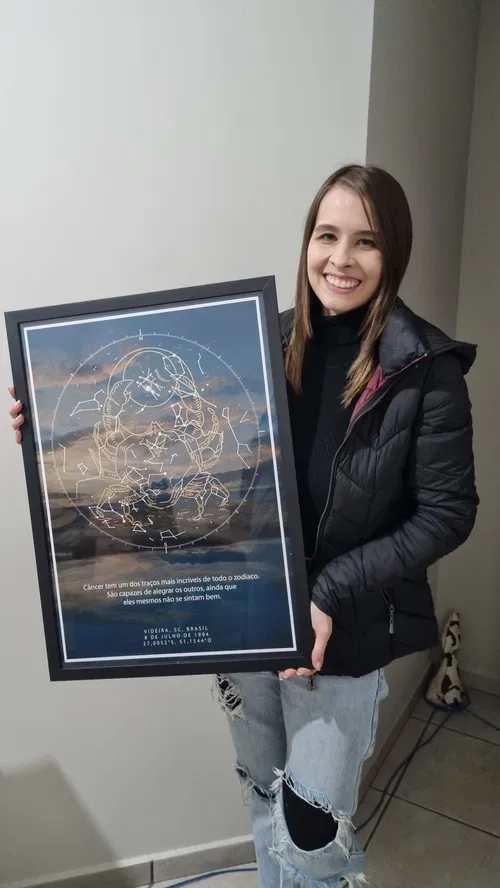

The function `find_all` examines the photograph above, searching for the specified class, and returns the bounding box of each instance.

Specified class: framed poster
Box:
[5,277,313,680]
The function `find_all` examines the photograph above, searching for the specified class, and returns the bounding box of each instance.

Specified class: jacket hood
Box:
[379,299,477,377]
[280,300,477,377]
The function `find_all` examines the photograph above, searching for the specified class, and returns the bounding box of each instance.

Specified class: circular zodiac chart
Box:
[50,332,262,550]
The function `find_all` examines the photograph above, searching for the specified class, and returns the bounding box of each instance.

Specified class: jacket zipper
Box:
[381,589,395,635]
[310,353,428,565]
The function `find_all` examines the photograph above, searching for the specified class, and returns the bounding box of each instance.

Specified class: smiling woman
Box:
[213,164,478,888]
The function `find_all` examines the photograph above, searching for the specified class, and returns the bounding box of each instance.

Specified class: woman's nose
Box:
[329,240,352,268]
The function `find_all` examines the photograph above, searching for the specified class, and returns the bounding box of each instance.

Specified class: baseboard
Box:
[2,858,152,888]
[3,835,255,888]
[461,669,500,698]
[359,663,433,800]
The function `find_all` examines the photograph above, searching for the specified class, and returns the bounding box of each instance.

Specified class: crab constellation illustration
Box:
[51,333,261,550]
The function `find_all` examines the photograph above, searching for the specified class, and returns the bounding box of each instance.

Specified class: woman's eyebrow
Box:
[314,223,377,237]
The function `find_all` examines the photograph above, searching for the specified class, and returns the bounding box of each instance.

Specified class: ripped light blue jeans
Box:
[214,670,388,888]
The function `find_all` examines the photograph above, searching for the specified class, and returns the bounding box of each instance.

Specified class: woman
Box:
[9,165,478,888]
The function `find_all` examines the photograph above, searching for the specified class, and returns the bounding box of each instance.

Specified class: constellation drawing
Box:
[50,331,262,551]
[70,389,105,417]
[222,407,253,469]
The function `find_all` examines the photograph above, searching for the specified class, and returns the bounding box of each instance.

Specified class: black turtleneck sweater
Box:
[287,303,368,560]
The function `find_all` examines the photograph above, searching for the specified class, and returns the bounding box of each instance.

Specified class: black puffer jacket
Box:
[281,299,478,678]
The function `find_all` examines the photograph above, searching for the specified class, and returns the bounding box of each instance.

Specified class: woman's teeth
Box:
[325,275,360,289]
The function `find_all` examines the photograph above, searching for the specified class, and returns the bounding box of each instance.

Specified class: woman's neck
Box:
[312,301,369,344]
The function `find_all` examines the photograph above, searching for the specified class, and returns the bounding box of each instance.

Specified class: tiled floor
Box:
[156,689,500,888]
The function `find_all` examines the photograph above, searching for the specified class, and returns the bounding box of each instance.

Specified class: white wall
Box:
[365,0,479,751]
[0,1,376,882]
[435,0,500,692]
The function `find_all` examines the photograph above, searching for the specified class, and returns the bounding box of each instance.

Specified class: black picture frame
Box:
[5,276,313,681]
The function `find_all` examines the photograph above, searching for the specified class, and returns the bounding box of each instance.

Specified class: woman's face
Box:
[307,184,383,316]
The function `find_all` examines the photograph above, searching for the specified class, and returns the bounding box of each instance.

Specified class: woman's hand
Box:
[8,387,24,444]
[279,601,333,679]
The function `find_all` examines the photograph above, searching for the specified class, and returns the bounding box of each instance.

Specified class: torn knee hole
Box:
[282,780,338,851]
[272,770,355,860]
[213,674,243,717]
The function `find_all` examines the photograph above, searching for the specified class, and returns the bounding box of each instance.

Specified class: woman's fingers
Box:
[9,400,22,418]
[278,668,297,680]
[279,669,295,679]
[8,388,24,443]
[278,666,316,680]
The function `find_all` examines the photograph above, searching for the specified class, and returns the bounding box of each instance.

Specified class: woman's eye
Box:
[359,238,377,248]
[319,233,335,242]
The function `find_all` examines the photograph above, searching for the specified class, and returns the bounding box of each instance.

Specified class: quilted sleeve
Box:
[311,354,479,616]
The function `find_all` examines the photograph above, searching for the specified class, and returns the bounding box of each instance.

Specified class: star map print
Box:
[50,333,261,551]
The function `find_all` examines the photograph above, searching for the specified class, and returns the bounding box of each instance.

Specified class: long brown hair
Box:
[285,164,413,405]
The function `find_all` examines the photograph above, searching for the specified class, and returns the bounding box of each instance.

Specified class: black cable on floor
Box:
[355,697,500,837]
[355,709,452,836]
[152,867,258,888]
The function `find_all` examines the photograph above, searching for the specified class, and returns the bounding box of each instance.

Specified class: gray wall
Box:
[367,0,479,333]
[436,0,500,693]
[0,0,376,882]
[366,0,479,755]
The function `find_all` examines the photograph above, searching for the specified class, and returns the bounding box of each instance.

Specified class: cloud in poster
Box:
[42,426,277,497]
[31,361,130,391]
[200,374,266,397]
[35,384,269,448]
[30,364,267,401]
